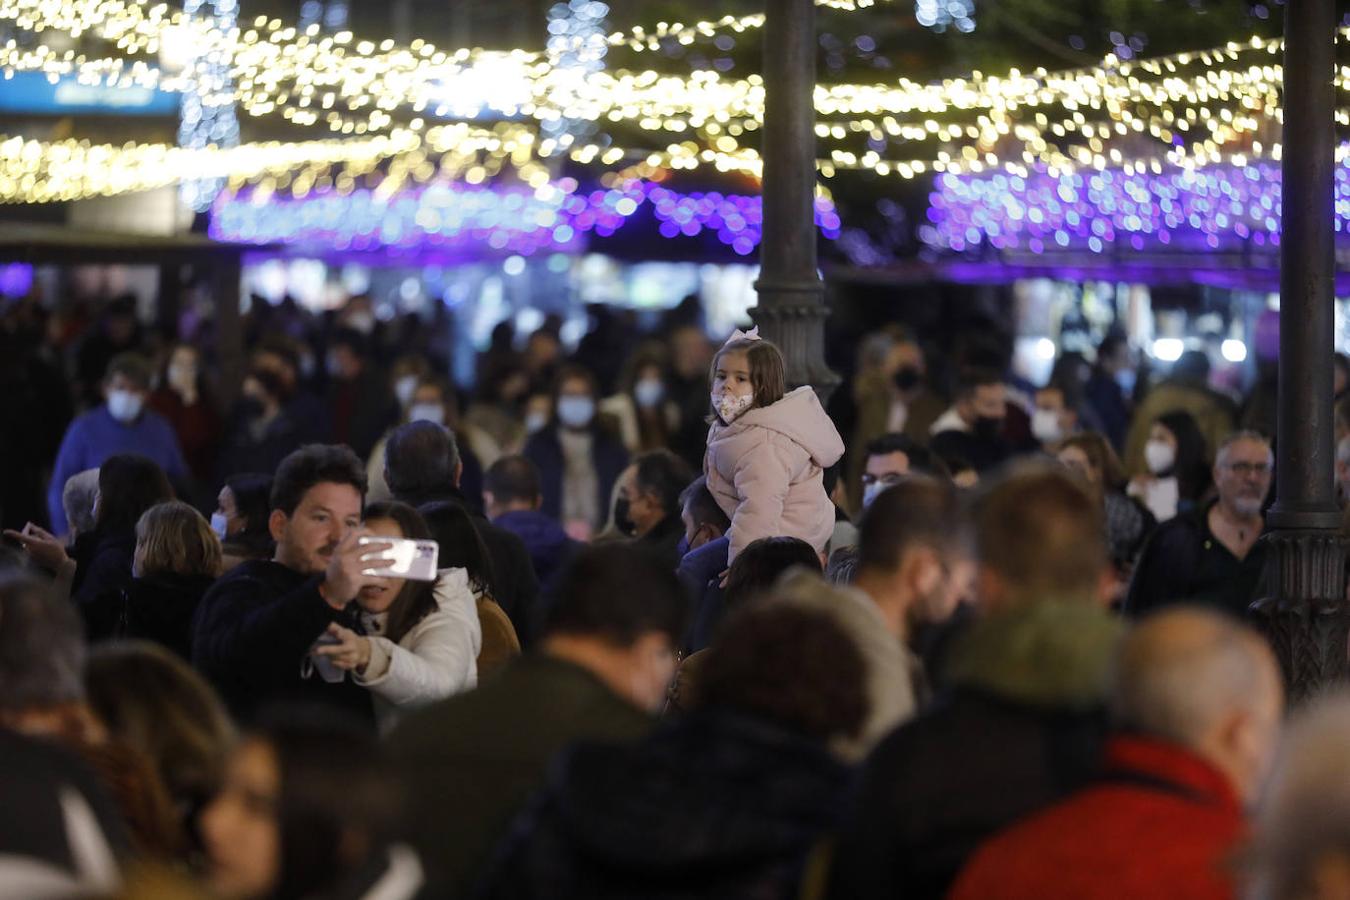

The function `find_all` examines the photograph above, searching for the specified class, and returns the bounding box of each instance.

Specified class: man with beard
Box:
[1125,431,1273,619]
[192,444,390,729]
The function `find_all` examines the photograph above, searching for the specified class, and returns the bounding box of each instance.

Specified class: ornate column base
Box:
[752,279,842,405]
[1250,529,1349,706]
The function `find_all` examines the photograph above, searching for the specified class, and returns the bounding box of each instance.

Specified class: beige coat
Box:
[704,387,845,563]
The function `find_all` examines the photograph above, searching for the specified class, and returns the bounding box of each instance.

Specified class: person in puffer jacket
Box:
[315,501,481,734]
[703,328,845,564]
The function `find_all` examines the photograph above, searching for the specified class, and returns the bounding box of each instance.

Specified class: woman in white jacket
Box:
[315,501,482,733]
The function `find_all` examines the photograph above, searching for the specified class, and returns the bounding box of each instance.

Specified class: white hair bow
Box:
[724,326,761,346]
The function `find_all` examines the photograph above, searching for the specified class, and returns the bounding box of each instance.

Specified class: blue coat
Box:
[47,406,188,535]
[523,426,628,529]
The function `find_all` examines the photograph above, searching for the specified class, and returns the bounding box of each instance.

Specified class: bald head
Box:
[1111,608,1283,801]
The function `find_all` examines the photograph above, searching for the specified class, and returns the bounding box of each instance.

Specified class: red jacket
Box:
[948,736,1245,900]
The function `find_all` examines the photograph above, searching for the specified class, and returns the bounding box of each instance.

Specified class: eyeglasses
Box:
[1224,462,1271,477]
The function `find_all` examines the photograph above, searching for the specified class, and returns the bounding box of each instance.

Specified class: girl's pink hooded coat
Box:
[704,386,845,562]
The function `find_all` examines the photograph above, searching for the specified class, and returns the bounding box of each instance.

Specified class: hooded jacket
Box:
[704,387,844,562]
[828,600,1123,900]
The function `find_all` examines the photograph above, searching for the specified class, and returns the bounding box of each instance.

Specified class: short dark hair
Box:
[554,364,599,400]
[698,603,867,741]
[0,573,86,710]
[543,544,687,646]
[955,367,1004,400]
[973,463,1106,603]
[632,450,695,518]
[361,502,438,644]
[270,444,367,516]
[864,433,948,479]
[418,500,497,599]
[859,476,965,572]
[724,536,821,612]
[328,327,370,359]
[97,453,174,534]
[484,455,542,507]
[384,422,460,500]
[680,476,730,534]
[105,352,154,389]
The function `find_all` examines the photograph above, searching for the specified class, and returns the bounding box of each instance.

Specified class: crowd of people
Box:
[6,287,1350,900]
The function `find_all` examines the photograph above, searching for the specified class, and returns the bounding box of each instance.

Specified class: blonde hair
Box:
[711,338,787,411]
[135,501,223,578]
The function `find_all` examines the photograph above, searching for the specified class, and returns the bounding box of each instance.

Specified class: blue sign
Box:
[0,72,179,116]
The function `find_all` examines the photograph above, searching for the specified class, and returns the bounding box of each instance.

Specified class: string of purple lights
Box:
[210,179,842,258]
[921,155,1350,256]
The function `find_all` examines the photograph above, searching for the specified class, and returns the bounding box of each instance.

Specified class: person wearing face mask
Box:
[612,450,695,571]
[1030,384,1080,449]
[523,366,629,542]
[147,343,222,484]
[216,368,302,482]
[929,368,1011,475]
[843,331,947,510]
[386,544,687,898]
[213,473,275,571]
[1127,411,1211,524]
[1126,431,1273,619]
[365,377,489,511]
[1123,350,1238,478]
[600,349,683,455]
[47,353,189,537]
[860,433,950,510]
[1083,333,1137,451]
[313,502,482,735]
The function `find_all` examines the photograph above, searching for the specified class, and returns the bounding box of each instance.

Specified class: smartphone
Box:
[358,536,439,582]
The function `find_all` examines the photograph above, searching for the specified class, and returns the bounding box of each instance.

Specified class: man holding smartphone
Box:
[192,444,392,729]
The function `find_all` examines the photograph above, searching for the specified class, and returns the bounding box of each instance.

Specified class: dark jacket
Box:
[1125,503,1267,619]
[523,426,629,529]
[386,654,652,898]
[399,486,541,646]
[637,514,687,573]
[949,736,1245,900]
[116,572,218,661]
[1084,370,1132,451]
[494,509,579,604]
[328,370,397,460]
[828,601,1123,900]
[477,710,850,900]
[72,528,137,641]
[191,559,374,729]
[216,407,305,481]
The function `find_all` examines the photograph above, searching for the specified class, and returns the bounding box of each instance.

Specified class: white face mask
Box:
[557,396,595,429]
[210,512,230,539]
[107,389,144,423]
[394,375,419,410]
[712,390,754,423]
[634,378,665,409]
[524,410,549,435]
[408,402,445,426]
[1145,440,1177,475]
[1031,408,1064,444]
[862,481,886,509]
[167,363,196,394]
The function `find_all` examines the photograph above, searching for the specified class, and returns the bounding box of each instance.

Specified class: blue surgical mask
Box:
[557,396,595,429]
[107,389,144,423]
[408,402,445,426]
[210,512,229,540]
[1114,368,1137,396]
[634,378,665,409]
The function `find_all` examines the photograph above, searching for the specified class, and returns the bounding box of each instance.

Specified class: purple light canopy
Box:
[919,157,1350,255]
[210,179,842,258]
